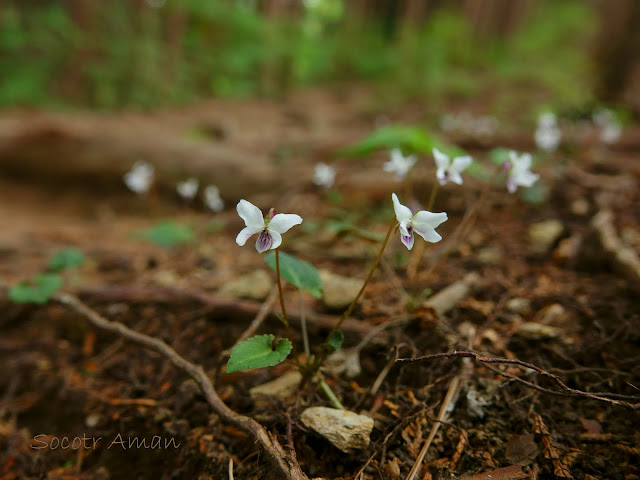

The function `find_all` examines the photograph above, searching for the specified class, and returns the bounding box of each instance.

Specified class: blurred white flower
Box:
[534,113,561,152]
[506,151,539,193]
[392,193,447,250]
[439,112,498,138]
[204,185,224,212]
[593,108,614,127]
[383,149,417,181]
[312,162,336,188]
[538,112,557,129]
[600,122,622,144]
[432,148,472,186]
[235,200,302,253]
[124,161,154,195]
[594,109,622,144]
[176,178,199,200]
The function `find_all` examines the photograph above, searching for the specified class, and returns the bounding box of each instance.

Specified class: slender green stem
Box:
[298,289,310,358]
[274,249,291,340]
[426,181,439,211]
[325,215,397,344]
[320,379,345,410]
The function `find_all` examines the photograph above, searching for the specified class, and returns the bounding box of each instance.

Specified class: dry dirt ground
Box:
[0,87,639,479]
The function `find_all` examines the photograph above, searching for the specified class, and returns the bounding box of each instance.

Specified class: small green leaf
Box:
[328,330,343,351]
[49,248,85,272]
[264,251,323,299]
[340,124,440,157]
[136,221,195,248]
[488,147,511,166]
[520,182,549,205]
[9,273,62,304]
[226,334,292,373]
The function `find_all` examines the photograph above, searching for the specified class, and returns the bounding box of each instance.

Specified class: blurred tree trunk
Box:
[58,0,97,105]
[258,0,303,97]
[592,0,640,108]
[166,10,188,90]
[462,0,532,39]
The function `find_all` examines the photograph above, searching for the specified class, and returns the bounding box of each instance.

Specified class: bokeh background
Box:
[1,0,639,115]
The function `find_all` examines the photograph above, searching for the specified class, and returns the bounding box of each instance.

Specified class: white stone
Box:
[300,407,374,453]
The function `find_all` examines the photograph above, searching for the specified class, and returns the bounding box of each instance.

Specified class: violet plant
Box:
[226,122,541,387]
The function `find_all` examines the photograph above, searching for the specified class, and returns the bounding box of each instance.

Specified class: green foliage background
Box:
[0,0,594,110]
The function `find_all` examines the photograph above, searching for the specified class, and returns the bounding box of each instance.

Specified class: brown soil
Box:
[0,87,639,480]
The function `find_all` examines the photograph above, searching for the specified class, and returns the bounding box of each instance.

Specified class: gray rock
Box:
[477,246,503,265]
[300,407,374,453]
[505,297,531,315]
[219,269,272,301]
[249,371,302,408]
[529,219,564,253]
[319,270,363,310]
[514,322,562,339]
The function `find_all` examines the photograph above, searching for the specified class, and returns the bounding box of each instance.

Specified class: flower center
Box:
[257,229,272,251]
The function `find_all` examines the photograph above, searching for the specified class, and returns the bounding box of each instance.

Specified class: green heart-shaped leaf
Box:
[226,334,292,373]
[9,273,62,304]
[49,248,86,272]
[264,251,323,299]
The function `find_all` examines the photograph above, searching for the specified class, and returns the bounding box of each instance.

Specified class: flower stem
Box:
[320,378,345,410]
[426,181,439,211]
[299,289,310,358]
[274,249,291,340]
[324,215,396,345]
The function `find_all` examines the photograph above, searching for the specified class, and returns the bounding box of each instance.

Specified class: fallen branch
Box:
[396,351,640,410]
[53,292,309,480]
[76,284,374,336]
[590,209,640,290]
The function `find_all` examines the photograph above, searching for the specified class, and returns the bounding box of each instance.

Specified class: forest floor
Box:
[0,86,639,480]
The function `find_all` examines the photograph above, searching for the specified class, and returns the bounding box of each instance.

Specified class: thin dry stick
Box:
[396,351,640,410]
[369,356,395,396]
[407,181,439,280]
[222,286,279,355]
[406,376,461,480]
[54,292,309,480]
[420,170,497,285]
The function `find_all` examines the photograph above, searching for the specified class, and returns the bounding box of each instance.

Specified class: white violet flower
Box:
[432,147,472,185]
[176,178,199,200]
[506,151,539,193]
[593,109,622,144]
[204,185,224,212]
[600,122,622,144]
[383,148,417,181]
[392,193,447,250]
[534,113,561,152]
[312,162,336,188]
[235,200,302,253]
[538,112,557,129]
[123,161,154,195]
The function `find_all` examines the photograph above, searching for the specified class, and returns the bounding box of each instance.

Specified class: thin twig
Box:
[407,181,439,280]
[406,376,461,480]
[53,292,309,480]
[396,351,640,409]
